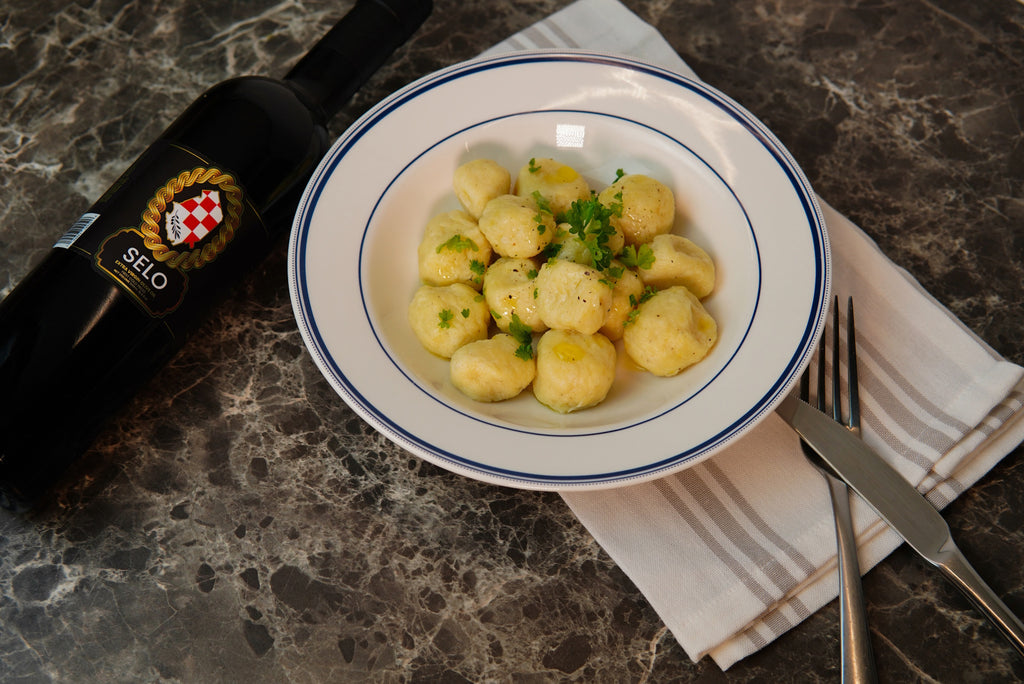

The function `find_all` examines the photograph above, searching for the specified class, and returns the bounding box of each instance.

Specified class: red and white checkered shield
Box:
[165,189,223,249]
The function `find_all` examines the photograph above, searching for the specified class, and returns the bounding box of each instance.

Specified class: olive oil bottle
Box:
[0,0,432,510]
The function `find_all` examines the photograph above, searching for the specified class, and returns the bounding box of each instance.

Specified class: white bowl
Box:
[288,50,831,490]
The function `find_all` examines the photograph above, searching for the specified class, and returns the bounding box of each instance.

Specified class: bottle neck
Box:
[284,0,432,120]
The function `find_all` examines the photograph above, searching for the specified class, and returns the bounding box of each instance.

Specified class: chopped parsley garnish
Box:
[508,313,534,361]
[470,259,486,283]
[531,192,552,234]
[625,287,658,326]
[436,234,478,254]
[541,241,563,261]
[438,309,454,329]
[531,191,552,215]
[528,157,541,174]
[631,287,657,307]
[558,196,621,271]
[527,269,538,280]
[614,168,626,182]
[620,243,656,270]
[460,308,470,318]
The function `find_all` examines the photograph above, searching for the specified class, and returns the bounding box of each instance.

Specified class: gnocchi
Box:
[623,286,718,376]
[478,194,555,259]
[451,333,537,402]
[639,233,715,298]
[483,257,546,334]
[598,173,674,245]
[453,158,511,219]
[533,329,617,414]
[408,156,719,413]
[417,210,492,289]
[535,259,612,335]
[514,157,591,218]
[408,283,490,358]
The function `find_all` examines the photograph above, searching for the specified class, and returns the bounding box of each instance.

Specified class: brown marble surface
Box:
[2,0,1024,681]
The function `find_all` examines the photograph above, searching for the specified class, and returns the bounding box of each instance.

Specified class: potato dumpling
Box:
[515,157,590,218]
[623,286,717,376]
[453,159,511,219]
[638,234,715,298]
[417,210,492,289]
[535,259,613,335]
[450,333,536,402]
[533,330,617,414]
[408,283,490,358]
[598,174,675,246]
[600,263,644,341]
[478,194,555,258]
[483,257,546,334]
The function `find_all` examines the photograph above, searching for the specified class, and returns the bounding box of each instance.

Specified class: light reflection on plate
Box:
[288,50,830,490]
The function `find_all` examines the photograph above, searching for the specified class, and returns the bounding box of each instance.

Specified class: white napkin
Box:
[487,0,1024,669]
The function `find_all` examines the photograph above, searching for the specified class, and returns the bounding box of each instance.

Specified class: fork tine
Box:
[815,322,827,413]
[847,296,861,435]
[831,295,842,424]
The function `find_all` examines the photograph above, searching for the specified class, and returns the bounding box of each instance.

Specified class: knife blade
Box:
[776,393,1024,659]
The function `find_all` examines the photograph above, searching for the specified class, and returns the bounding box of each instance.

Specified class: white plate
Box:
[288,50,830,490]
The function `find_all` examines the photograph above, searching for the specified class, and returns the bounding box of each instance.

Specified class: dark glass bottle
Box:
[0,0,432,510]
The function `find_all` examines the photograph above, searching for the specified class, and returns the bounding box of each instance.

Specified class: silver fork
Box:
[800,296,878,684]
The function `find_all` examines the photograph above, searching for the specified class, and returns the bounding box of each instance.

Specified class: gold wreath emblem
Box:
[138,167,244,271]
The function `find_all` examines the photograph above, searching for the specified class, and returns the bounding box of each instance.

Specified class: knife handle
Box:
[936,539,1024,659]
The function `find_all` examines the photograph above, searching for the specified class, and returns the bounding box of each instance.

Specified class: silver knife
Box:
[777,393,1024,659]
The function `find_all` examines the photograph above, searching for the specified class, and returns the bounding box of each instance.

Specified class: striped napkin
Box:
[486,0,1024,669]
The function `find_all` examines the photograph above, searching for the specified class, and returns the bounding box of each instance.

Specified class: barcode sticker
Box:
[54,212,100,249]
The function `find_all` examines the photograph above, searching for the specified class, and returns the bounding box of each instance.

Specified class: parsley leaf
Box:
[620,244,656,270]
[528,158,541,174]
[531,191,552,215]
[438,309,454,329]
[531,192,552,235]
[436,234,479,254]
[625,287,657,326]
[508,313,534,360]
[541,241,564,261]
[631,286,657,307]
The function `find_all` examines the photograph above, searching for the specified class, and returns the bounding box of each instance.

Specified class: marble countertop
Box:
[2,0,1024,680]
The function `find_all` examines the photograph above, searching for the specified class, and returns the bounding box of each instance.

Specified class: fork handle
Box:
[826,474,878,684]
[936,539,1024,659]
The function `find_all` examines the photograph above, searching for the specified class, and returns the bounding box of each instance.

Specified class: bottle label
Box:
[65,142,267,321]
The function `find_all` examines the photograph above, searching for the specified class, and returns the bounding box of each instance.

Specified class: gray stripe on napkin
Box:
[521,26,559,49]
[653,479,777,608]
[703,461,816,576]
[677,473,802,595]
